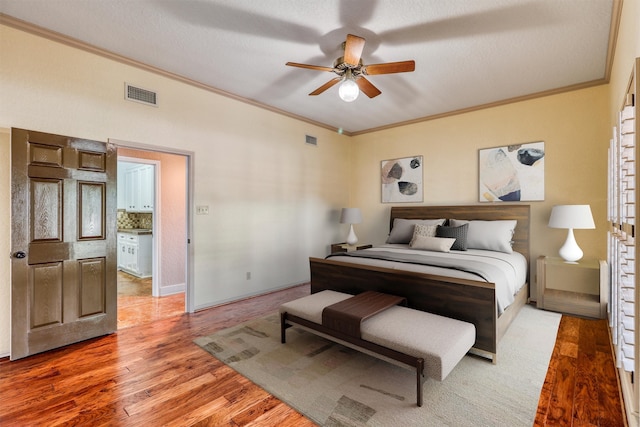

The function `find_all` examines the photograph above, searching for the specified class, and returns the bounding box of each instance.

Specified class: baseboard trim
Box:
[160,283,186,296]
[194,282,309,312]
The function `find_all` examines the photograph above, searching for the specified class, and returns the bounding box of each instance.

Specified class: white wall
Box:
[0,24,350,355]
[0,130,10,355]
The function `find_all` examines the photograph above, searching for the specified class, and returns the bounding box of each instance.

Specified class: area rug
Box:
[194,305,561,426]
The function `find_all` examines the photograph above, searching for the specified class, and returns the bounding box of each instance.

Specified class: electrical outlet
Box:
[196,205,209,215]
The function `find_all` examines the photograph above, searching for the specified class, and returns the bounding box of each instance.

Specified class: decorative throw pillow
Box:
[449,219,517,253]
[409,235,456,252]
[435,224,469,251]
[408,224,439,246]
[386,218,446,244]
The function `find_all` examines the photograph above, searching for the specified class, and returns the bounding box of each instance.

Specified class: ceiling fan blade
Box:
[343,34,366,66]
[286,62,335,72]
[355,77,381,98]
[309,77,341,96]
[363,60,416,75]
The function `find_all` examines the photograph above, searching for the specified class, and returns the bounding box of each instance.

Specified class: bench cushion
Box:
[361,306,475,381]
[280,290,475,382]
[279,290,353,324]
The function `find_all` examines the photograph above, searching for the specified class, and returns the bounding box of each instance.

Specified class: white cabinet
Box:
[117,232,152,278]
[139,166,154,211]
[123,164,154,212]
[124,167,139,211]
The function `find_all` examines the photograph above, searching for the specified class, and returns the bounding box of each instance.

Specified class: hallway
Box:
[117,271,184,330]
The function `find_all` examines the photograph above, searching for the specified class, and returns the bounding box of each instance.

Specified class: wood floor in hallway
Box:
[117,271,185,330]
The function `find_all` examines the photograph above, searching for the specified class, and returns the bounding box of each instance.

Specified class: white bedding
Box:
[327,244,528,314]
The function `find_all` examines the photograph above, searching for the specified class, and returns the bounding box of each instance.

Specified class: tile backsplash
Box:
[117,210,153,229]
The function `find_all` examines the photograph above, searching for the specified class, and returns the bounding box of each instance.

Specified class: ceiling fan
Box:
[286,34,415,102]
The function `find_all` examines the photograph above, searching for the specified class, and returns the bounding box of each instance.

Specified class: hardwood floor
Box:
[0,285,626,426]
[117,271,185,329]
[535,315,626,426]
[0,284,314,426]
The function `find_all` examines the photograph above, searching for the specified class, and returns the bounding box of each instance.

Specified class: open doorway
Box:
[115,146,190,329]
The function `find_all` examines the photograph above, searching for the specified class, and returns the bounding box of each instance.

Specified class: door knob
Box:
[13,251,26,259]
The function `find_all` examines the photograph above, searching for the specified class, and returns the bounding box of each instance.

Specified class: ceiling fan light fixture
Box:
[287,34,414,101]
[338,71,359,102]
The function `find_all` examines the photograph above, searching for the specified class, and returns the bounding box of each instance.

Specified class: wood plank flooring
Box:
[117,271,185,329]
[0,284,313,426]
[534,315,626,426]
[0,285,627,426]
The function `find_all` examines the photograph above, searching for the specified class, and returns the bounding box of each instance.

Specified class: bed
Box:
[309,204,531,362]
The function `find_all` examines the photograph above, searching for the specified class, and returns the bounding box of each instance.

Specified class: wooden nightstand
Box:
[330,242,372,253]
[536,256,608,319]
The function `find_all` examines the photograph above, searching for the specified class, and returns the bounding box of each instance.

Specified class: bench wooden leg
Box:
[281,315,435,408]
[280,312,287,344]
[416,358,424,407]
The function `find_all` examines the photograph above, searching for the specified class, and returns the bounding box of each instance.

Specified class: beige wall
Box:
[0,24,350,356]
[1,2,638,357]
[117,147,188,296]
[609,0,640,116]
[350,86,610,299]
[346,0,639,304]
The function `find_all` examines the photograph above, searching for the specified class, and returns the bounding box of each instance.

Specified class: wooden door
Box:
[10,128,117,360]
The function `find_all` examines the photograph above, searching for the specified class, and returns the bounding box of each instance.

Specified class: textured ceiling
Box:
[0,0,618,135]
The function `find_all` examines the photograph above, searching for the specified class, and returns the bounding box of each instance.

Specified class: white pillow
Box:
[386,218,446,244]
[449,219,517,253]
[409,235,456,252]
[408,224,439,246]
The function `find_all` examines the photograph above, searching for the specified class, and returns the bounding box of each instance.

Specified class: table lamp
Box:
[340,208,362,245]
[548,204,595,262]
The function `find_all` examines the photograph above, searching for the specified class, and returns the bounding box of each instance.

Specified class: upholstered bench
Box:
[279,290,476,406]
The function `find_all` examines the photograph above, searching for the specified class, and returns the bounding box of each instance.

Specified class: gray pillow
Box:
[435,224,469,251]
[386,218,446,244]
[449,219,517,253]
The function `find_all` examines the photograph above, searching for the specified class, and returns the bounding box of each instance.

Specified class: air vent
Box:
[125,83,158,107]
[305,135,317,146]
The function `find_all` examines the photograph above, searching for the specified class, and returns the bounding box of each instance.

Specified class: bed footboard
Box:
[310,257,498,355]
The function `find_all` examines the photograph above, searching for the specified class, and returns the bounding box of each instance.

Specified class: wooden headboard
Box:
[389,204,531,267]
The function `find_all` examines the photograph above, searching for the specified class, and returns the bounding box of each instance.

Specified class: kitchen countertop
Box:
[118,228,152,235]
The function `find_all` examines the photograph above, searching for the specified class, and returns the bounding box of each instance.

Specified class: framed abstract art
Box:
[381,156,423,203]
[479,141,545,202]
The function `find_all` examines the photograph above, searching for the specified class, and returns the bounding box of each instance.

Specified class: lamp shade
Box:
[340,208,362,224]
[548,205,595,229]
